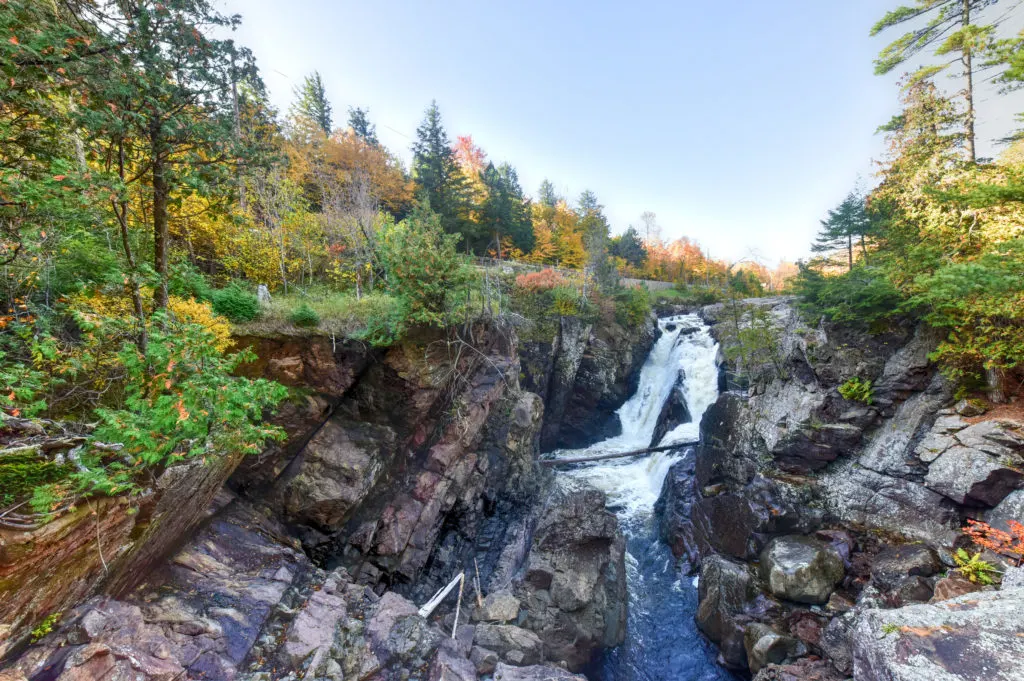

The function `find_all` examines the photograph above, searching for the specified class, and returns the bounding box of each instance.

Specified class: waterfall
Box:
[550,314,735,681]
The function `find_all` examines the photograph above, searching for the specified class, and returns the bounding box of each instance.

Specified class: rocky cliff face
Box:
[2,312,654,677]
[657,297,1024,679]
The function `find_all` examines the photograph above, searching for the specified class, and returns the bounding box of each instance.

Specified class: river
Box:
[550,314,736,681]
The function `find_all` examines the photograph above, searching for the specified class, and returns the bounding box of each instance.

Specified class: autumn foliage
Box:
[963,519,1024,567]
[515,269,567,292]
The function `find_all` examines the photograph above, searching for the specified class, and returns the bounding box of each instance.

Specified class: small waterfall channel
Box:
[549,314,736,681]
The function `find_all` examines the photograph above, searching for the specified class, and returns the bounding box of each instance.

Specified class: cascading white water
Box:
[551,314,735,681]
[552,314,721,517]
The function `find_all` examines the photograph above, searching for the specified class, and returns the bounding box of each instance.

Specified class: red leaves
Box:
[963,519,1024,567]
[9,36,19,45]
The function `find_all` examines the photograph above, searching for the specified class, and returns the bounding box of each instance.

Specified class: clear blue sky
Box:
[222,0,1024,263]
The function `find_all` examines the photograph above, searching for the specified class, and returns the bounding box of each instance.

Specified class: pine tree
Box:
[577,190,615,289]
[813,193,874,271]
[291,71,333,134]
[871,0,1001,163]
[610,226,648,267]
[348,107,379,145]
[412,101,472,244]
[480,162,534,258]
[538,179,560,208]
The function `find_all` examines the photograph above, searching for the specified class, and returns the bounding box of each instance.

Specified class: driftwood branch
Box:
[539,442,698,467]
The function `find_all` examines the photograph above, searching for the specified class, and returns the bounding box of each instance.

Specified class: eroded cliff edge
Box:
[1,311,657,681]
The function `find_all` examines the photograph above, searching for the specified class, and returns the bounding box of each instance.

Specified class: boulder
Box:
[473,591,521,623]
[821,464,960,547]
[470,646,499,674]
[870,544,943,592]
[759,536,845,605]
[473,624,543,666]
[743,623,805,675]
[931,575,982,602]
[925,445,1024,506]
[853,588,1024,681]
[695,554,763,669]
[650,375,691,448]
[986,489,1024,532]
[819,612,856,676]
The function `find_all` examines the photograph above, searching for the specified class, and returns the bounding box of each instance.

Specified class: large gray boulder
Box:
[870,544,943,592]
[759,535,845,605]
[743,623,805,675]
[853,587,1024,681]
[924,420,1024,507]
[492,662,588,680]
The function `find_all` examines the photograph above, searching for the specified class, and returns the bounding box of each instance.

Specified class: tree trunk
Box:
[151,123,169,310]
[963,0,977,163]
[860,234,869,264]
[847,234,854,271]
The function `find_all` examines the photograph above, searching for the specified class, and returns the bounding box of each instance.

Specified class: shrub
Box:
[211,284,259,323]
[909,239,1024,384]
[552,285,581,316]
[169,262,213,301]
[290,303,320,328]
[515,268,566,292]
[839,377,874,405]
[793,264,903,330]
[377,206,474,328]
[615,285,652,327]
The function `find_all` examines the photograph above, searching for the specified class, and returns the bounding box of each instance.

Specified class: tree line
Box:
[800,0,1024,399]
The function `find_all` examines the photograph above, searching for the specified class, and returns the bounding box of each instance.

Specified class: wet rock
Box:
[473,624,543,665]
[771,422,864,474]
[870,544,943,592]
[759,536,845,605]
[492,662,588,680]
[752,658,847,681]
[650,375,691,448]
[473,591,520,623]
[853,588,1024,681]
[696,554,764,669]
[743,623,805,675]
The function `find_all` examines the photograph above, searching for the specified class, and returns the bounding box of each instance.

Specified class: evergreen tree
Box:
[813,193,875,271]
[538,179,560,208]
[480,162,534,257]
[871,0,1001,163]
[76,0,261,310]
[348,107,379,145]
[412,101,471,244]
[577,190,615,289]
[291,71,332,133]
[609,226,648,267]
